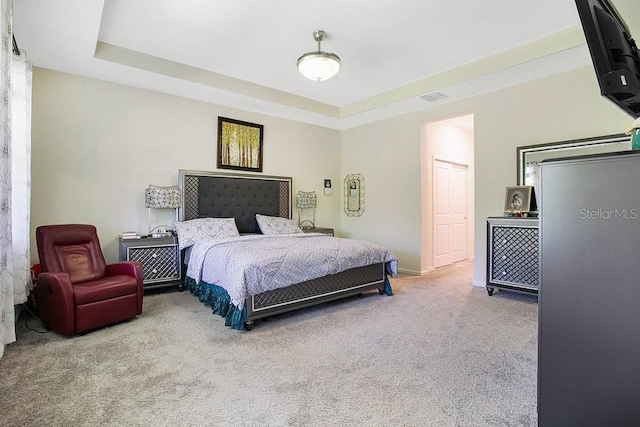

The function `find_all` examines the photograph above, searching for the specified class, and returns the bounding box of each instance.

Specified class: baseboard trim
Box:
[397,267,421,276]
[420,267,436,275]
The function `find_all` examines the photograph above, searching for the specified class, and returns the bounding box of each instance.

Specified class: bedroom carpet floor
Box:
[0,260,538,426]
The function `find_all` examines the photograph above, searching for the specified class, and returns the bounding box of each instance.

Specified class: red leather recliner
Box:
[36,224,143,336]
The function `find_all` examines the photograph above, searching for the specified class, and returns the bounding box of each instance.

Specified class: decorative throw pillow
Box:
[256,214,303,235]
[175,217,239,250]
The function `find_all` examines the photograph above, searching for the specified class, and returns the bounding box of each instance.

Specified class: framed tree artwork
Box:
[217,117,263,172]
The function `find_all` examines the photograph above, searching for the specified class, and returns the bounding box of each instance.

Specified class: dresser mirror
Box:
[344,173,365,217]
[517,134,629,198]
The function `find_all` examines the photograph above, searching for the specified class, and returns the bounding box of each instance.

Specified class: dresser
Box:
[119,235,182,291]
[486,217,539,296]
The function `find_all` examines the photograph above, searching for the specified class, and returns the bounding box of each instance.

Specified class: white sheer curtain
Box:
[0,0,33,359]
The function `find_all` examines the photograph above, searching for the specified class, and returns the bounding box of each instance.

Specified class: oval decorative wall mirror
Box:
[344,173,365,217]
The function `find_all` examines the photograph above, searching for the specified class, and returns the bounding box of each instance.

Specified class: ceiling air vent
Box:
[419,91,448,102]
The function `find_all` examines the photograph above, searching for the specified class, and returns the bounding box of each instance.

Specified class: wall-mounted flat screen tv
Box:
[575,0,640,118]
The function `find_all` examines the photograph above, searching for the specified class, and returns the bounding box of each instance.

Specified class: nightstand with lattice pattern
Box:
[119,235,182,291]
[486,217,539,296]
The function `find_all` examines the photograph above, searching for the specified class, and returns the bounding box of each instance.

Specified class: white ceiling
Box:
[13,0,633,130]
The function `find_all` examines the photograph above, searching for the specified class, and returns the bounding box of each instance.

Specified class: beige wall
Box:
[30,68,341,264]
[339,114,422,273]
[340,66,631,281]
[31,65,633,283]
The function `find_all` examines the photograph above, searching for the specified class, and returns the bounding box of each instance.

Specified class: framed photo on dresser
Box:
[504,186,536,214]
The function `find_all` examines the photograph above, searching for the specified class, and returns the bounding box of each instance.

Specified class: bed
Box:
[178,169,397,330]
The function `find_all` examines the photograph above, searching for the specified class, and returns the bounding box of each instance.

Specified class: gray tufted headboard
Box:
[178,170,292,234]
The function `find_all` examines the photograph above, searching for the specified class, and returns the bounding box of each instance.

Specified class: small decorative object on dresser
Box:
[504,186,537,215]
[119,235,182,291]
[120,231,142,240]
[627,117,640,150]
[301,227,334,236]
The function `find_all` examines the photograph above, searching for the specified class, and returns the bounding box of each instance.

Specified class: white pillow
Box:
[175,217,239,250]
[256,214,303,235]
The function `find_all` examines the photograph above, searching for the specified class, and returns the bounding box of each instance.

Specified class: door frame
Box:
[432,156,470,268]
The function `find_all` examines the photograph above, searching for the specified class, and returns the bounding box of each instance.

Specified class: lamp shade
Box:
[296,191,317,209]
[297,52,341,81]
[297,30,341,81]
[145,185,181,209]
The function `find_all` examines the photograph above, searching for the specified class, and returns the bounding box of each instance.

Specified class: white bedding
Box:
[185,233,398,308]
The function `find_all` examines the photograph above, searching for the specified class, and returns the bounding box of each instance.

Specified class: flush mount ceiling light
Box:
[297,30,341,81]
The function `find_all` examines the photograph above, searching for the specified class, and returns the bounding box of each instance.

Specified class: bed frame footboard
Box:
[245,263,386,329]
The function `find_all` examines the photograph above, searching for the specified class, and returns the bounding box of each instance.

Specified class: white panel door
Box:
[434,159,468,268]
